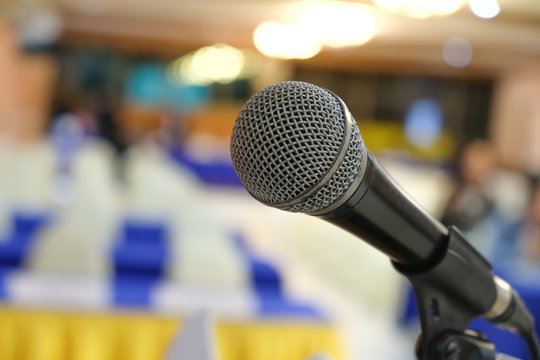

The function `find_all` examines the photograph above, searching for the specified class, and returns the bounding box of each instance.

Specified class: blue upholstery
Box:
[12,211,49,236]
[233,233,324,319]
[111,220,170,307]
[168,147,242,186]
[112,241,168,278]
[0,212,50,270]
[258,296,323,319]
[0,234,33,268]
[112,275,156,307]
[0,267,10,299]
[122,220,167,245]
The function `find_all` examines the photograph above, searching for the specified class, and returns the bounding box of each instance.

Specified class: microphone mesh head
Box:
[230,81,366,214]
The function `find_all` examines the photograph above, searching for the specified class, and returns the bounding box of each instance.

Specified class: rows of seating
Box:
[0,135,325,319]
[0,212,323,319]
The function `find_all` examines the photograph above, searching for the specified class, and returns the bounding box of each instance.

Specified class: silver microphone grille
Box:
[230,81,367,214]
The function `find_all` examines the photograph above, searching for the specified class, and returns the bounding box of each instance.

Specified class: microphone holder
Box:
[428,330,520,360]
[394,227,530,360]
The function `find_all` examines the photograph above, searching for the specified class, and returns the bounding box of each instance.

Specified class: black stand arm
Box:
[394,226,539,360]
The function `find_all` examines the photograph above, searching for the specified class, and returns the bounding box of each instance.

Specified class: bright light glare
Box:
[373,0,463,17]
[442,37,472,68]
[429,0,464,15]
[405,0,433,18]
[469,0,500,19]
[299,2,375,47]
[253,21,322,59]
[168,44,248,86]
[373,0,406,11]
[191,45,244,84]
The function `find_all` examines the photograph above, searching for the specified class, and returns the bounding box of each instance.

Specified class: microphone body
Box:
[322,152,447,267]
[301,147,504,329]
[230,81,537,358]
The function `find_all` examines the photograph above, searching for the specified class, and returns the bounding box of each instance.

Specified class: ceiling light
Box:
[429,0,464,15]
[298,2,375,48]
[253,21,322,59]
[373,0,464,17]
[372,0,406,11]
[168,44,251,86]
[442,37,472,68]
[469,0,500,19]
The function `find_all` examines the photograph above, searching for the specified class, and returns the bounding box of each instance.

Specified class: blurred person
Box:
[154,111,189,153]
[72,97,98,136]
[493,176,540,266]
[442,140,498,230]
[52,92,125,152]
[92,92,125,153]
[50,113,85,169]
[441,140,508,256]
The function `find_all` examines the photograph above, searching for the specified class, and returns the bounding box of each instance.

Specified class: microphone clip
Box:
[394,226,514,360]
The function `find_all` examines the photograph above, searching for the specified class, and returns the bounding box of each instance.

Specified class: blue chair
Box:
[0,233,34,269]
[258,296,323,319]
[0,267,11,299]
[112,274,157,307]
[233,233,323,319]
[12,211,50,237]
[111,220,170,307]
[122,220,167,245]
[232,233,284,298]
[112,241,168,279]
[0,211,50,270]
[168,147,243,186]
[249,258,283,299]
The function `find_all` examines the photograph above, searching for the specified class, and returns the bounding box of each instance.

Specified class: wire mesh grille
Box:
[230,81,366,214]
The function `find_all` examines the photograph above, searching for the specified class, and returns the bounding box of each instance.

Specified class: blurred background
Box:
[0,0,539,359]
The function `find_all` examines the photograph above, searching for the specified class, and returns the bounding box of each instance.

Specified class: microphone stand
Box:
[394,226,540,360]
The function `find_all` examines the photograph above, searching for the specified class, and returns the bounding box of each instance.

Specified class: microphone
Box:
[230,81,538,358]
[230,80,445,266]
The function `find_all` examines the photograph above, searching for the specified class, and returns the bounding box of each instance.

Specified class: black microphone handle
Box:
[320,152,499,316]
[321,152,448,269]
